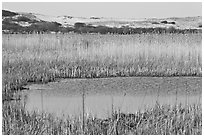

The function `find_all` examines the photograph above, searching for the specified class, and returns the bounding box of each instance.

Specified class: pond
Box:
[19,77,201,118]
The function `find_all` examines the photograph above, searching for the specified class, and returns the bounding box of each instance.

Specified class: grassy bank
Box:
[2,102,202,135]
[2,33,202,98]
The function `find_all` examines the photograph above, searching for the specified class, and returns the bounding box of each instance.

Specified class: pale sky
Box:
[2,2,202,18]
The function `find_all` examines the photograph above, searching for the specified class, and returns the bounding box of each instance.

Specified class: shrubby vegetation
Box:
[2,20,202,34]
[2,21,24,33]
[2,21,62,34]
[28,22,62,32]
[15,16,31,22]
[161,20,176,25]
[72,24,201,34]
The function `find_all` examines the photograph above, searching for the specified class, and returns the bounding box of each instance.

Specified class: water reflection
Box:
[20,77,201,118]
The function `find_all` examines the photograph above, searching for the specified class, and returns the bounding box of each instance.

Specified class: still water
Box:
[20,77,201,118]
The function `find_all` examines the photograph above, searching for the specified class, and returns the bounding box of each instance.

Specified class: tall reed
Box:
[2,33,202,98]
[2,102,202,135]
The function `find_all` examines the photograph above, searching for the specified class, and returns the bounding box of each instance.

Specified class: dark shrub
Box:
[2,10,18,17]
[63,16,73,19]
[78,27,89,33]
[28,19,39,23]
[152,22,160,24]
[27,22,61,32]
[93,26,109,34]
[90,17,100,19]
[161,21,168,24]
[86,24,95,28]
[198,24,202,28]
[60,27,74,33]
[17,16,31,22]
[169,22,176,25]
[74,22,86,29]
[2,22,23,32]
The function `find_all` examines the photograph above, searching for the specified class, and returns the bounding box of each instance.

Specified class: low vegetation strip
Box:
[2,103,202,135]
[2,21,202,34]
[2,33,202,99]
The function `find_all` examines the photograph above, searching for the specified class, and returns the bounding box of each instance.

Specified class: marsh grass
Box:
[2,102,202,135]
[2,33,202,135]
[2,33,202,98]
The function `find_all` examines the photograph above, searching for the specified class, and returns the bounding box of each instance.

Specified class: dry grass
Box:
[2,33,202,98]
[2,33,202,135]
[2,102,202,135]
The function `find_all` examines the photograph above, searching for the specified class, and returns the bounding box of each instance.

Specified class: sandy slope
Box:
[29,12,201,29]
[5,10,202,29]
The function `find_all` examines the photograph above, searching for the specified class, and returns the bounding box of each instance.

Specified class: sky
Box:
[2,2,202,19]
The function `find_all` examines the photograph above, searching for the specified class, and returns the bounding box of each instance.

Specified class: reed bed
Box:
[2,33,202,98]
[2,33,202,135]
[2,102,202,135]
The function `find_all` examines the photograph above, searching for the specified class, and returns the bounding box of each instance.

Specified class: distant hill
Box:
[2,9,202,34]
